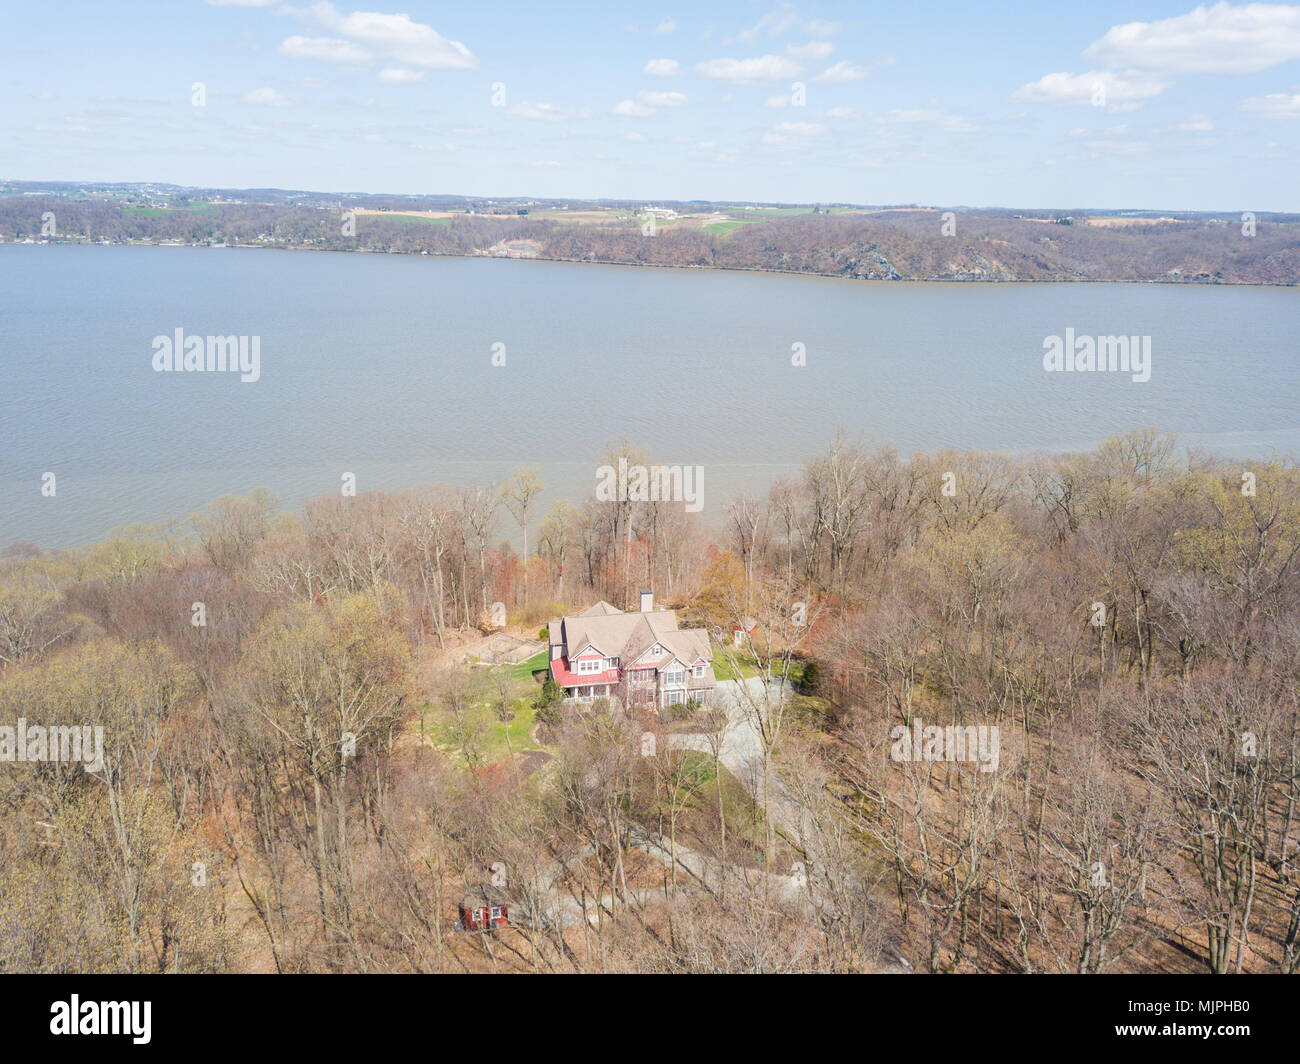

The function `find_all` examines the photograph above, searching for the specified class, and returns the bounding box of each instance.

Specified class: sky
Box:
[2,1,1299,210]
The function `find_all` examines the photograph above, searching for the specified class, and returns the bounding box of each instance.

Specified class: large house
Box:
[547,591,716,711]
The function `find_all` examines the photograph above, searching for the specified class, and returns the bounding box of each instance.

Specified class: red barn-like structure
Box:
[459,889,510,931]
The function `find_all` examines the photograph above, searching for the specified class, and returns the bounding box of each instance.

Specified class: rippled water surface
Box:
[2,244,1297,547]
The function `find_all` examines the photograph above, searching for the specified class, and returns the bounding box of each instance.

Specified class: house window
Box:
[693,665,706,678]
[606,657,620,669]
[667,691,683,705]
[577,659,601,674]
[666,670,684,685]
[490,906,502,921]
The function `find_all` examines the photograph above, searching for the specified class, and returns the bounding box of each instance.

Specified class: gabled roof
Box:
[562,612,644,660]
[556,601,712,674]
[647,625,712,668]
[553,598,717,681]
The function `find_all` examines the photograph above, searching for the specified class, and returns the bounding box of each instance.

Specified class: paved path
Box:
[669,676,812,849]
[522,825,811,929]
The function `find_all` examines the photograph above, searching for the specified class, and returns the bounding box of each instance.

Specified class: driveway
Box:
[669,675,811,849]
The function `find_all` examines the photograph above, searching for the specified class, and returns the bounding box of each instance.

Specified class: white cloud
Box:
[1012,70,1170,106]
[823,106,859,119]
[1084,2,1300,75]
[881,108,978,132]
[282,4,477,71]
[328,9,476,69]
[613,99,655,116]
[762,119,826,145]
[1176,114,1215,130]
[806,19,843,37]
[764,94,790,108]
[814,60,869,82]
[738,5,802,42]
[1242,91,1300,115]
[694,54,802,82]
[508,101,567,122]
[279,35,372,64]
[244,87,293,107]
[731,6,842,43]
[206,0,276,6]
[625,131,648,142]
[377,67,426,84]
[644,57,682,76]
[787,40,834,60]
[638,90,687,107]
[654,18,677,34]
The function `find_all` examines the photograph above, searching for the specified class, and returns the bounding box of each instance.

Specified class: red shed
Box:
[459,888,510,931]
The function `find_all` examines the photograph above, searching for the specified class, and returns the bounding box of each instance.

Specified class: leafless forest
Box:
[4,194,1298,284]
[1,430,1297,973]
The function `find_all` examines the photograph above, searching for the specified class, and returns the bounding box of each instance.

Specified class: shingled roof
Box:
[558,602,711,668]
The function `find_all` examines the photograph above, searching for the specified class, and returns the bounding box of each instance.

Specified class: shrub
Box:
[798,659,821,695]
[669,698,697,721]
[532,674,560,706]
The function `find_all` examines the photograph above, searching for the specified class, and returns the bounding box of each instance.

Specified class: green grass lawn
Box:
[369,213,454,226]
[123,202,215,216]
[702,220,753,235]
[657,751,773,854]
[510,650,549,681]
[712,654,758,681]
[427,697,543,765]
[748,206,820,216]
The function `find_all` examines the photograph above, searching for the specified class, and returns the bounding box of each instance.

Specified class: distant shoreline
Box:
[5,239,1297,290]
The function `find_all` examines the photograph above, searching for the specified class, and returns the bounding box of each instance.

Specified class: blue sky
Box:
[3,1,1299,209]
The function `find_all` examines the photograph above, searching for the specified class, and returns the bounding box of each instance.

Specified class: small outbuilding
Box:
[458,885,511,931]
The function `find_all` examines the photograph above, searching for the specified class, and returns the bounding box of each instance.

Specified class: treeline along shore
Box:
[3,188,1299,285]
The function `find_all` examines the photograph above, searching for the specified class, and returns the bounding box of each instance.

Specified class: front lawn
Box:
[428,697,543,766]
[712,653,758,681]
[510,650,549,681]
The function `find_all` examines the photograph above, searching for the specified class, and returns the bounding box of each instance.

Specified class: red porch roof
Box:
[550,656,620,688]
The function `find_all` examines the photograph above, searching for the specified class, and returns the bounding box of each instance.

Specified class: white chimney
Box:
[639,589,653,613]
